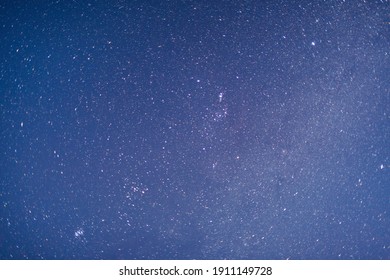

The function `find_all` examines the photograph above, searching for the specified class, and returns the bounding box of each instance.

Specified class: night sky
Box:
[1,0,389,260]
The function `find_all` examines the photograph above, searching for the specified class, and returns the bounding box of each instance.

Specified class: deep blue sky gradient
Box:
[0,0,389,259]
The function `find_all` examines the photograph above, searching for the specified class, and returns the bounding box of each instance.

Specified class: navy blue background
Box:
[0,0,389,259]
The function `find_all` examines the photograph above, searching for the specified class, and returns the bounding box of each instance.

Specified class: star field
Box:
[0,0,389,259]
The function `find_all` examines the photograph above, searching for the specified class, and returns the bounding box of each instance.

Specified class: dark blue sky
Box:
[0,0,389,259]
